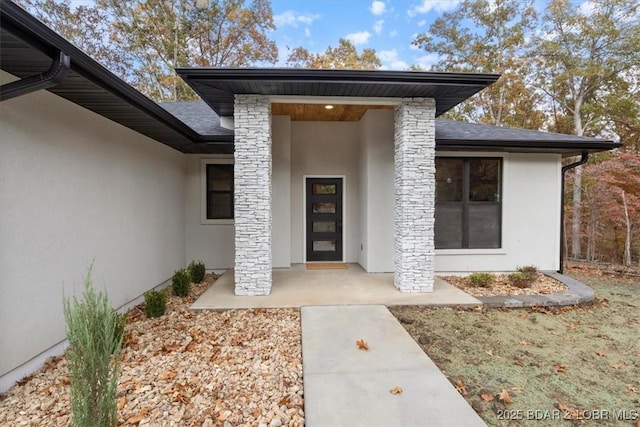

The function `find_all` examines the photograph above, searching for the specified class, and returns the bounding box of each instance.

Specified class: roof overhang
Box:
[176,67,501,117]
[434,120,620,156]
[1,0,232,154]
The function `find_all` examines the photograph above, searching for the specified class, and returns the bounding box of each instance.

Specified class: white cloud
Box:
[417,19,427,26]
[373,19,384,35]
[409,43,421,51]
[274,11,320,28]
[304,28,311,37]
[378,49,409,70]
[389,29,398,37]
[345,30,372,45]
[414,53,441,69]
[407,0,460,17]
[577,1,597,16]
[370,0,386,16]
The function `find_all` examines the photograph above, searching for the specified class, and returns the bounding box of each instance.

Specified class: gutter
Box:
[559,151,589,273]
[0,51,70,101]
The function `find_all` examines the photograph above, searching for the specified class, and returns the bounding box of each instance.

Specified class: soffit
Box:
[271,103,394,121]
[176,68,500,118]
[0,1,233,154]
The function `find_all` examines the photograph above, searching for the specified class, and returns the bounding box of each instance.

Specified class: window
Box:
[435,157,502,249]
[206,164,234,219]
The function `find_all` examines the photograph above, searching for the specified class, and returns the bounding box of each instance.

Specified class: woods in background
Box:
[17,0,640,266]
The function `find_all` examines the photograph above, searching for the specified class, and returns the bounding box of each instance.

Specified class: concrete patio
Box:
[191,264,481,310]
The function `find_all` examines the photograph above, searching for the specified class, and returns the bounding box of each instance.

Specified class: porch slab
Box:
[191,264,481,310]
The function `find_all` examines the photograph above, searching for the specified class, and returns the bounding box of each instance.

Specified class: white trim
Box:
[270,95,401,106]
[435,249,506,255]
[303,175,347,262]
[200,157,235,225]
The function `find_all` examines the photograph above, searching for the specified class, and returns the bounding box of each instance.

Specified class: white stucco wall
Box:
[0,71,186,382]
[184,155,235,269]
[434,152,562,272]
[272,116,292,268]
[290,121,361,263]
[358,109,395,272]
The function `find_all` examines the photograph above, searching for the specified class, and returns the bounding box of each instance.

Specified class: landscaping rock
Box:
[0,274,305,426]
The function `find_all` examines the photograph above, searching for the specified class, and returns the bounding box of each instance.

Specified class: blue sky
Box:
[269,0,460,69]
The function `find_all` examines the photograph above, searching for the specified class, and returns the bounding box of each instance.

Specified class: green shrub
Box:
[172,268,191,297]
[508,272,532,288]
[112,311,128,354]
[188,260,206,284]
[509,265,538,288]
[518,265,538,276]
[468,272,495,288]
[63,266,121,427]
[144,289,167,318]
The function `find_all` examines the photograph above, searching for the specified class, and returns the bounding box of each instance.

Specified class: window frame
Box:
[435,155,504,251]
[201,158,234,225]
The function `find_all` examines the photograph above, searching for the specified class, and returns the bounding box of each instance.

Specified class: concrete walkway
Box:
[302,305,486,427]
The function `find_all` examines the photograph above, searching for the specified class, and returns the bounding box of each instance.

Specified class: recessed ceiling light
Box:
[324,105,334,110]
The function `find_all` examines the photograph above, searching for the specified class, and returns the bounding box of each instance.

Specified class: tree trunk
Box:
[571,101,584,259]
[586,207,597,262]
[621,190,632,267]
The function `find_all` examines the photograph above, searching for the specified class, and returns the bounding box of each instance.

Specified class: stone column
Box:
[393,98,436,293]
[234,95,272,295]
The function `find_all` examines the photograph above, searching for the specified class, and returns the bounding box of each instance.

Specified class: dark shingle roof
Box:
[159,101,233,136]
[161,101,618,155]
[435,120,619,155]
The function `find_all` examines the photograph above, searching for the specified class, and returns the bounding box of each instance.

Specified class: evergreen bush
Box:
[188,260,206,284]
[508,272,532,288]
[144,289,167,318]
[172,268,191,297]
[63,267,121,427]
[468,272,495,288]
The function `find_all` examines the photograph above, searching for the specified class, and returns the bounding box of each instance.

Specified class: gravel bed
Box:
[440,272,568,297]
[0,274,304,426]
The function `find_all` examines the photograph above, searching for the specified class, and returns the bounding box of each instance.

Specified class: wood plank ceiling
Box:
[271,103,394,121]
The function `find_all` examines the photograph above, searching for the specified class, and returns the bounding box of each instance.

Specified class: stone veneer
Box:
[234,95,272,295]
[393,98,436,292]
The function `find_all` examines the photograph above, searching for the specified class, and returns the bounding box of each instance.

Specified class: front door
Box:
[306,178,343,261]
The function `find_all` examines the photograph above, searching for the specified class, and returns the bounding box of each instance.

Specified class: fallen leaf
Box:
[253,408,262,418]
[485,350,494,356]
[159,370,177,380]
[278,396,290,406]
[557,400,569,412]
[519,340,529,346]
[390,386,403,395]
[480,391,494,402]
[511,387,525,393]
[595,350,606,357]
[454,378,468,395]
[117,397,126,410]
[568,322,580,330]
[498,389,513,404]
[127,408,149,425]
[628,384,640,394]
[514,358,524,366]
[552,363,567,373]
[356,339,369,350]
